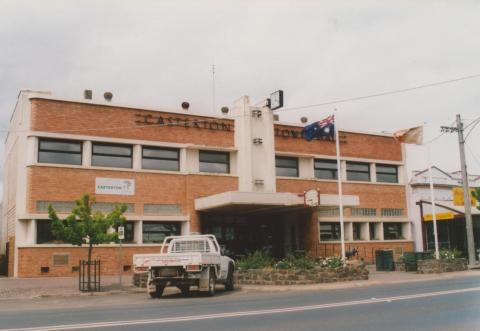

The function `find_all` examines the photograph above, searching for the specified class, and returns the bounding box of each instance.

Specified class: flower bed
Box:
[235,264,368,285]
[417,258,468,274]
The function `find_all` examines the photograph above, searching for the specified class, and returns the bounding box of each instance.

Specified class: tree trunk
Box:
[87,244,92,291]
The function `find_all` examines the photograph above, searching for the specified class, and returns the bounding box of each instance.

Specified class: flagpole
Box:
[334,113,346,262]
[427,145,440,259]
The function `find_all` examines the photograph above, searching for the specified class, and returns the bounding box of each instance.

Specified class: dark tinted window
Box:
[142,222,181,244]
[276,156,299,177]
[92,143,132,168]
[319,222,341,241]
[383,222,403,240]
[199,151,230,173]
[352,223,361,240]
[369,222,378,240]
[346,162,370,181]
[314,159,337,180]
[142,147,179,171]
[38,139,82,165]
[37,220,55,244]
[376,164,398,183]
[116,221,135,243]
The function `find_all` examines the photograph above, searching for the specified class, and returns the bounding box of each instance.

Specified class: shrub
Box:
[273,254,315,270]
[439,248,462,261]
[236,250,272,270]
[318,256,344,269]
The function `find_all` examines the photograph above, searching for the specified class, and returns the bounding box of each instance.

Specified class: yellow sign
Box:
[452,187,477,206]
[423,212,456,222]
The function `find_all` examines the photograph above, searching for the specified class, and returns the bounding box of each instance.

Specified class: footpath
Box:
[0,265,479,300]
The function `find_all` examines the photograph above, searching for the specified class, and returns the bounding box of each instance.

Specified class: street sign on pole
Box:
[118,226,124,286]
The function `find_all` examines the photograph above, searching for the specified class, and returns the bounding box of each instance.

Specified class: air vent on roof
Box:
[104,92,113,102]
[84,90,92,100]
[181,102,190,111]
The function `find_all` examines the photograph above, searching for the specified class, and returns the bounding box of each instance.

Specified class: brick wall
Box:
[17,245,163,277]
[30,99,234,147]
[274,124,402,161]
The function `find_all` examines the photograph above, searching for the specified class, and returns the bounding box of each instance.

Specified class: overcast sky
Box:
[1,0,480,199]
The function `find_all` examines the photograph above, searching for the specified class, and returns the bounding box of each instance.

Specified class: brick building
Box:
[1,90,413,277]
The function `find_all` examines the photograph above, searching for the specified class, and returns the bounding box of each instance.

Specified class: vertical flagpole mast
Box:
[334,113,346,261]
[427,145,440,259]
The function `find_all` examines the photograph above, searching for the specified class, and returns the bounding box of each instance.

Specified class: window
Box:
[92,143,132,168]
[275,156,299,177]
[142,222,181,244]
[369,222,378,240]
[38,139,82,165]
[199,150,230,174]
[351,208,376,217]
[116,221,135,243]
[142,146,179,171]
[319,222,341,241]
[37,220,55,244]
[314,159,337,180]
[376,164,398,183]
[346,162,370,181]
[383,222,403,240]
[381,208,404,217]
[352,223,362,240]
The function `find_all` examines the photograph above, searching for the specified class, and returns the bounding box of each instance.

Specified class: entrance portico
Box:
[195,191,359,258]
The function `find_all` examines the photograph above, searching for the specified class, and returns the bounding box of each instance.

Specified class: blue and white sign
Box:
[95,178,135,196]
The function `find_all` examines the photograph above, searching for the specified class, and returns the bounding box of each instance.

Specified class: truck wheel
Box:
[179,285,190,297]
[225,264,234,291]
[207,270,216,297]
[150,285,165,298]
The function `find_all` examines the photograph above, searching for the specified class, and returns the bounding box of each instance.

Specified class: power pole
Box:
[443,115,477,266]
[455,114,477,267]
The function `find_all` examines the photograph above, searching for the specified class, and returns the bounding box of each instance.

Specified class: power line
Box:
[278,73,480,112]
[464,117,480,141]
[466,143,480,170]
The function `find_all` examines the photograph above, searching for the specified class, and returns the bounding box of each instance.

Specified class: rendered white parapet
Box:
[319,194,360,207]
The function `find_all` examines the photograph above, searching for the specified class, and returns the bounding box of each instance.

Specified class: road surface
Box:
[0,275,479,331]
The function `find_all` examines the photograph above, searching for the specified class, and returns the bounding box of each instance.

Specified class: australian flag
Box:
[302,115,335,141]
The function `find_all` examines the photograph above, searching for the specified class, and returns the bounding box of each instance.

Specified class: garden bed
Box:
[235,264,368,285]
[417,258,468,274]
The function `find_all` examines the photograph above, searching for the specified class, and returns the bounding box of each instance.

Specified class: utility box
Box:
[403,251,433,272]
[375,250,395,271]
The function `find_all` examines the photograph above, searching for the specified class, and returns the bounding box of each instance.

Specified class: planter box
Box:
[417,258,468,274]
[235,264,368,285]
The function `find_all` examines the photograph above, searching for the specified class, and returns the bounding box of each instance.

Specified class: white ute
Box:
[133,235,235,298]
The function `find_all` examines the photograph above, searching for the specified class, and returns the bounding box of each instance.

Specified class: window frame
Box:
[91,142,133,169]
[319,222,341,242]
[142,221,181,244]
[36,220,55,244]
[142,146,180,171]
[383,222,403,240]
[314,159,338,180]
[376,164,399,183]
[346,162,371,182]
[38,138,83,166]
[275,156,299,177]
[199,150,230,174]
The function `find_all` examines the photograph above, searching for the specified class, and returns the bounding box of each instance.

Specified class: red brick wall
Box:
[30,99,234,147]
[17,245,163,277]
[26,166,238,232]
[274,124,402,161]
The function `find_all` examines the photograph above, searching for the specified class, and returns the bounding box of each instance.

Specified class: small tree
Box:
[48,194,127,290]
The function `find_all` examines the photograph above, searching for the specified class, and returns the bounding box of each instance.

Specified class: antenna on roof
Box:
[212,64,216,114]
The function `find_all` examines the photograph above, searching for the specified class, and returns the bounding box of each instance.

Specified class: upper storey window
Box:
[314,159,337,180]
[92,143,132,168]
[346,162,370,182]
[276,156,299,177]
[199,150,230,174]
[38,139,82,165]
[142,146,180,171]
[376,164,398,183]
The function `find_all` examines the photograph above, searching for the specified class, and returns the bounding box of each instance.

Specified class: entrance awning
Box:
[194,191,359,214]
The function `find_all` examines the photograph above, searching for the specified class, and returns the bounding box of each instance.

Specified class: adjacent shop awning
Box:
[419,199,480,222]
[194,191,359,214]
[423,212,457,222]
